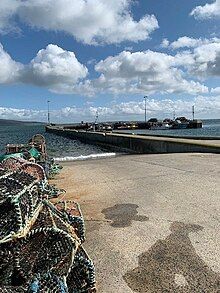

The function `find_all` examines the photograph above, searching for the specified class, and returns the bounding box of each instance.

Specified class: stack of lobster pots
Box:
[0,155,96,292]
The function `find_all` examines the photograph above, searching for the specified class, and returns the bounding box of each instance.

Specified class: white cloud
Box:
[0,43,23,84]
[0,106,46,121]
[161,38,170,48]
[1,96,219,122]
[0,0,20,34]
[21,44,88,90]
[31,95,220,120]
[161,36,220,50]
[90,50,208,95]
[190,0,220,20]
[1,42,219,97]
[211,87,220,94]
[161,37,220,78]
[189,41,220,77]
[0,0,159,45]
[0,43,88,91]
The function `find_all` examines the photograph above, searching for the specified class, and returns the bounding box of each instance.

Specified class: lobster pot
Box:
[0,243,14,287]
[41,202,95,292]
[1,158,26,172]
[67,247,96,293]
[54,200,85,242]
[20,162,47,182]
[48,162,63,178]
[14,202,80,281]
[16,227,78,280]
[0,276,68,293]
[0,287,26,293]
[0,172,42,243]
[0,200,96,292]
[31,201,80,239]
[27,274,68,293]
[0,169,12,179]
[1,158,47,184]
[30,134,47,160]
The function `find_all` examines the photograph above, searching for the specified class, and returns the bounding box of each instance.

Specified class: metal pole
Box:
[192,105,195,120]
[144,96,147,123]
[47,100,50,124]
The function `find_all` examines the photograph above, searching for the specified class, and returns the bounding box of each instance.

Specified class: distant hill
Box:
[0,119,45,126]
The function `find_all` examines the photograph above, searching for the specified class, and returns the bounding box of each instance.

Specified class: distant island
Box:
[0,119,45,126]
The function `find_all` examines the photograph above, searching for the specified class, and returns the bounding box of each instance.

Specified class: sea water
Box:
[0,123,116,161]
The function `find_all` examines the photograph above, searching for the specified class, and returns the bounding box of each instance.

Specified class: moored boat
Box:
[171,117,189,129]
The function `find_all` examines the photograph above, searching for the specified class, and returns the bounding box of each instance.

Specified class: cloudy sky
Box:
[0,0,220,122]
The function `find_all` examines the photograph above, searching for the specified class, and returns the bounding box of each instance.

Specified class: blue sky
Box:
[0,0,220,122]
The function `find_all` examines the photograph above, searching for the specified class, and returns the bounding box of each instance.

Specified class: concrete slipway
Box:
[52,153,220,292]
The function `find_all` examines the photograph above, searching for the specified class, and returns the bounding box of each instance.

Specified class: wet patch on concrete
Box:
[123,221,220,292]
[101,204,149,228]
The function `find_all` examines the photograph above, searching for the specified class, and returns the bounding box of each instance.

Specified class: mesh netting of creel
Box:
[0,163,96,292]
[16,227,78,279]
[0,171,42,243]
[1,158,26,173]
[0,287,26,292]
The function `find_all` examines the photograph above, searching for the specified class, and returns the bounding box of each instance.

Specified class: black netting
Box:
[1,158,26,173]
[9,172,35,186]
[17,227,75,279]
[21,163,46,182]
[67,247,96,293]
[30,186,41,209]
[0,287,26,293]
[53,201,85,241]
[0,244,14,286]
[19,192,32,225]
[0,177,23,196]
[27,274,68,293]
[31,206,53,229]
[0,201,19,240]
[0,169,9,178]
[0,161,96,292]
[0,171,42,242]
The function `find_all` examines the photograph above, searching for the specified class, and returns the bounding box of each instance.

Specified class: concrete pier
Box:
[53,153,220,292]
[46,126,220,154]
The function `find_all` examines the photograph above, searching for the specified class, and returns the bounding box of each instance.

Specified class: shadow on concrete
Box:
[123,222,220,292]
[101,204,149,228]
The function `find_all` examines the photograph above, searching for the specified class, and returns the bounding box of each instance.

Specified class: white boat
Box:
[171,120,189,129]
[150,123,171,130]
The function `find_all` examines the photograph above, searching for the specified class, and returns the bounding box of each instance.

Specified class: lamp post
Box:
[47,100,50,125]
[192,105,195,120]
[173,109,176,120]
[144,96,147,124]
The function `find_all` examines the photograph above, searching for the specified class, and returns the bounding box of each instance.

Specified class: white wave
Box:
[54,152,117,162]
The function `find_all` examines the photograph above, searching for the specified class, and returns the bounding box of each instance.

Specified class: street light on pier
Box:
[192,105,195,120]
[144,96,148,123]
[47,100,50,125]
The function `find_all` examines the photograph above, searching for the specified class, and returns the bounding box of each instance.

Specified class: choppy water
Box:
[116,119,220,137]
[0,123,114,161]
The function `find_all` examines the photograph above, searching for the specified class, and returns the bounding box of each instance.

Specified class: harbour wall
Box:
[114,132,220,140]
[46,126,220,154]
